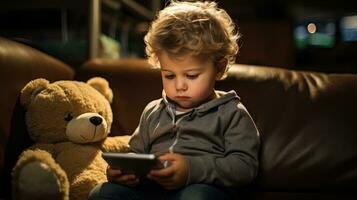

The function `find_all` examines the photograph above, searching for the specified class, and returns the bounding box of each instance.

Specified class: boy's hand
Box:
[106,166,140,187]
[147,153,188,190]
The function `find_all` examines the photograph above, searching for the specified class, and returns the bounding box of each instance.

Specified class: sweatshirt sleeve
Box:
[128,101,158,153]
[185,103,260,187]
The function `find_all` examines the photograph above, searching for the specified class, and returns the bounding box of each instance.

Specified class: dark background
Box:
[1,0,356,73]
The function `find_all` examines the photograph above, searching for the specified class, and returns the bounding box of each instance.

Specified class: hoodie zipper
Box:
[165,105,191,167]
[168,115,186,153]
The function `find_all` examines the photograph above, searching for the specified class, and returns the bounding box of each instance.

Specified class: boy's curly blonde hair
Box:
[144,0,240,67]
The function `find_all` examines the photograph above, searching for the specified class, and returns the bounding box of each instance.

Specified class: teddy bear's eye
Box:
[64,113,73,122]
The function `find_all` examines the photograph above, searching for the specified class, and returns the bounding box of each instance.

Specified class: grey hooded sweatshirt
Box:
[129,90,260,188]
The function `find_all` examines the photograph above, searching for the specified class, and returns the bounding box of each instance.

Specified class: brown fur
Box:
[12,77,130,200]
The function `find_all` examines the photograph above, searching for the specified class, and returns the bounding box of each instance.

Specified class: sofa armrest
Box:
[0,37,75,198]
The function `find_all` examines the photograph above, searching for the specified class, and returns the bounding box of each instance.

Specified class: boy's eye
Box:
[164,74,175,80]
[186,74,199,79]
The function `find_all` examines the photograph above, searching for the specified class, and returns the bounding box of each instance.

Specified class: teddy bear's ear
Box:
[87,77,113,103]
[20,78,50,108]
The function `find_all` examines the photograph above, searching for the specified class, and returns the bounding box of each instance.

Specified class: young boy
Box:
[89,1,260,199]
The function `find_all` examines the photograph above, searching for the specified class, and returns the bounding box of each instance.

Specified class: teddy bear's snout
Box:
[66,112,108,143]
[90,116,103,126]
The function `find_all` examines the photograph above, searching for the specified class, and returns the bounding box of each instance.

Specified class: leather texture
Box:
[0,37,74,199]
[1,36,356,199]
[78,60,357,199]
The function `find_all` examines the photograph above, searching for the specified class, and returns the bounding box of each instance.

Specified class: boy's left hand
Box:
[147,153,188,190]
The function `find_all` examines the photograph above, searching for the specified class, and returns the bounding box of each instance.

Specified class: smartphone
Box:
[102,152,164,177]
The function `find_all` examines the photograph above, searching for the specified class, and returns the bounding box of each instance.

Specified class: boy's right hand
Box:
[106,166,140,187]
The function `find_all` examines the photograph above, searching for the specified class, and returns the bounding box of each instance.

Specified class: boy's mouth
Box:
[176,96,190,100]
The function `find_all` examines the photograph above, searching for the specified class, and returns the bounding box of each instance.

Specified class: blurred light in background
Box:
[340,15,357,42]
[307,23,316,33]
[294,20,335,49]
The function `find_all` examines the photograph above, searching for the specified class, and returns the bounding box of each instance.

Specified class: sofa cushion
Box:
[217,65,357,192]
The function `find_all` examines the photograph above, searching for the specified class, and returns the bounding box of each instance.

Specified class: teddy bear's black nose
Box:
[90,116,102,126]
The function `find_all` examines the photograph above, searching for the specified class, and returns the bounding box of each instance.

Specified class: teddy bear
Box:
[11,77,131,200]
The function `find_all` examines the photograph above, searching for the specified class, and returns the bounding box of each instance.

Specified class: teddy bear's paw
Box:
[17,161,64,200]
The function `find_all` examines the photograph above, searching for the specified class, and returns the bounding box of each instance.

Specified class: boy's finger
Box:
[107,168,122,178]
[147,174,171,183]
[159,153,178,161]
[149,166,174,177]
[110,170,122,176]
[116,174,137,183]
[124,178,140,186]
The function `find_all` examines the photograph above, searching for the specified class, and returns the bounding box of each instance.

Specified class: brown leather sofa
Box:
[0,37,75,200]
[1,36,357,199]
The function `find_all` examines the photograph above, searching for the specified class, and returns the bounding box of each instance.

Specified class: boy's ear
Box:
[215,58,228,80]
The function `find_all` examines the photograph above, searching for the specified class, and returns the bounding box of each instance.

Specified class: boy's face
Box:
[158,52,221,112]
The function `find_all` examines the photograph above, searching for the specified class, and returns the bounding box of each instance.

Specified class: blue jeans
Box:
[88,181,232,200]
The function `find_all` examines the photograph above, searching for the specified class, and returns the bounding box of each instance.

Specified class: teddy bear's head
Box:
[20,77,114,144]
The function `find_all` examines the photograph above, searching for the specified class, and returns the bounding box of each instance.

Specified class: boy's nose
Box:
[175,78,188,91]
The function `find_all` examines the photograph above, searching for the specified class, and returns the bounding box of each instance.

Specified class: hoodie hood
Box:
[162,90,240,116]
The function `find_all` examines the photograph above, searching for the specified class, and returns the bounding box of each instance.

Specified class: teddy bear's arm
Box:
[101,136,131,153]
[29,143,56,155]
